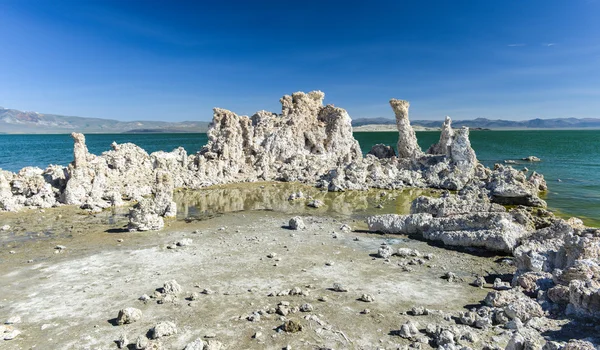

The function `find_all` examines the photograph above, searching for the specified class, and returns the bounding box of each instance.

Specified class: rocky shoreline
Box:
[1,91,599,349]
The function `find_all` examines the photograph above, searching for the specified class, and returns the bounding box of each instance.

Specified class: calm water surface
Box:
[0,131,598,226]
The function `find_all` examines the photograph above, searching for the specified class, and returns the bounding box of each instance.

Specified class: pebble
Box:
[116,333,128,349]
[332,283,348,292]
[307,199,324,208]
[1,225,10,231]
[183,338,204,350]
[359,294,375,302]
[444,272,458,282]
[3,328,21,340]
[300,303,314,312]
[282,320,303,333]
[473,276,486,288]
[176,238,193,246]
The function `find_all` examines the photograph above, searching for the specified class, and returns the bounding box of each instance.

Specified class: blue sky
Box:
[0,0,599,122]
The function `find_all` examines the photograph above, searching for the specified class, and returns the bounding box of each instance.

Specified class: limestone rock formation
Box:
[153,170,176,218]
[127,198,164,232]
[197,91,362,184]
[367,211,528,253]
[486,164,547,207]
[368,189,532,253]
[427,116,454,155]
[390,99,422,159]
[127,170,177,231]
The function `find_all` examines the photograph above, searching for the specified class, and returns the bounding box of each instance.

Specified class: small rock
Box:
[396,248,421,257]
[493,278,510,290]
[522,156,541,162]
[247,313,261,322]
[176,238,193,246]
[307,200,324,208]
[378,245,394,259]
[183,338,205,350]
[332,283,348,292]
[1,225,10,231]
[410,306,426,316]
[162,280,182,295]
[204,340,223,350]
[289,216,306,230]
[117,308,142,325]
[505,318,523,330]
[282,320,303,333]
[340,224,351,232]
[139,294,150,302]
[3,328,21,340]
[5,316,21,325]
[360,309,371,314]
[398,321,419,339]
[135,335,149,349]
[473,276,486,288]
[55,245,66,251]
[116,333,128,349]
[150,321,177,339]
[359,294,375,302]
[300,303,314,312]
[444,272,458,282]
[438,329,455,346]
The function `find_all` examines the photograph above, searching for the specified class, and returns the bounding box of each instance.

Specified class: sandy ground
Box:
[1,184,525,350]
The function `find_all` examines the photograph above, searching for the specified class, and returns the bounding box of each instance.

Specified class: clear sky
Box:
[1,0,599,122]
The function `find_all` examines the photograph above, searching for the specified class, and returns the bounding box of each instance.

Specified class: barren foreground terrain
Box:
[0,183,588,349]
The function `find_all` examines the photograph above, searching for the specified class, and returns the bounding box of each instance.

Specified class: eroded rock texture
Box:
[197,91,362,184]
[427,116,454,155]
[390,99,422,159]
[0,91,548,237]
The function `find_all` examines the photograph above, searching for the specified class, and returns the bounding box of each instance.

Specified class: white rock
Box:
[150,321,177,339]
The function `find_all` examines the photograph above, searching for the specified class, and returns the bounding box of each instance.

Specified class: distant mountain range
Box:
[2,105,600,134]
[352,117,600,129]
[0,107,210,134]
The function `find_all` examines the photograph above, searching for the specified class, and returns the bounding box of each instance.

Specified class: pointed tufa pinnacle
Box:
[389,99,422,159]
[427,116,454,155]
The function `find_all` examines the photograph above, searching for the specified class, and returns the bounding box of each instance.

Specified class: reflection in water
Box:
[173,182,437,221]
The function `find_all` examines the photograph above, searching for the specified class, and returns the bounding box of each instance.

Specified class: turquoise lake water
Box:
[0,131,598,226]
